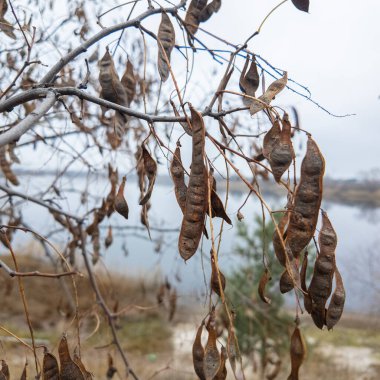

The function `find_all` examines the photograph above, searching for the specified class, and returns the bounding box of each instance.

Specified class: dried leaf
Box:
[0,360,9,380]
[291,0,309,12]
[192,323,206,380]
[121,59,136,105]
[287,326,306,380]
[0,146,19,186]
[114,176,129,219]
[326,268,345,330]
[157,12,175,82]
[139,144,157,205]
[58,335,86,380]
[170,146,187,214]
[178,105,208,261]
[258,268,271,304]
[43,351,60,380]
[213,346,227,380]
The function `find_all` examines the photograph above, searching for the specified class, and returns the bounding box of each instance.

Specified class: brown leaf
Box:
[139,144,157,205]
[184,0,208,36]
[239,55,260,105]
[193,323,206,380]
[291,0,309,12]
[326,267,345,330]
[58,335,86,380]
[114,176,129,219]
[121,59,136,105]
[258,268,271,304]
[43,351,60,380]
[287,326,307,380]
[157,12,175,82]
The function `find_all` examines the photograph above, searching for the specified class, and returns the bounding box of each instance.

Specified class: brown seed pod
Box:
[73,351,92,380]
[193,323,206,380]
[258,268,271,304]
[170,146,187,214]
[198,0,222,23]
[184,0,208,36]
[178,105,208,261]
[309,211,337,328]
[326,268,345,330]
[157,12,175,82]
[287,325,306,380]
[250,72,288,116]
[262,119,281,160]
[272,212,289,267]
[239,55,260,105]
[211,253,226,297]
[0,146,19,186]
[300,251,312,314]
[204,311,221,380]
[20,362,27,380]
[286,136,325,260]
[139,145,157,206]
[213,346,227,380]
[267,113,294,182]
[58,335,86,380]
[114,176,129,219]
[291,0,309,13]
[0,360,9,380]
[208,170,232,225]
[121,59,136,106]
[105,226,113,249]
[42,350,60,380]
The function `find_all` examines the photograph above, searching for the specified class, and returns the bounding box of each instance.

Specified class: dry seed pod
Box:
[170,146,187,214]
[267,113,294,182]
[0,360,9,380]
[286,136,325,259]
[157,12,175,82]
[250,72,288,116]
[326,268,345,330]
[211,254,226,297]
[213,346,227,380]
[208,170,232,225]
[192,323,206,380]
[42,351,60,380]
[178,105,208,261]
[287,326,306,380]
[121,59,136,105]
[170,101,192,136]
[300,251,312,314]
[168,289,177,321]
[227,326,237,374]
[184,0,208,35]
[258,268,271,304]
[73,351,92,380]
[291,0,309,12]
[239,55,259,104]
[309,211,337,329]
[139,145,157,206]
[105,226,113,249]
[58,335,85,380]
[114,176,129,219]
[204,313,221,380]
[0,146,19,186]
[198,0,222,23]
[20,362,27,380]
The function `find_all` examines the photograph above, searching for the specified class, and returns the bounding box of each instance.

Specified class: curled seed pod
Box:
[168,288,177,321]
[287,325,306,380]
[300,251,312,314]
[204,311,221,380]
[139,145,157,206]
[239,55,259,105]
[250,72,288,116]
[213,346,227,380]
[170,146,187,214]
[121,59,136,105]
[286,136,325,259]
[291,0,309,12]
[114,176,129,219]
[105,226,113,249]
[262,119,281,160]
[268,113,295,182]
[211,253,226,297]
[20,362,27,380]
[208,170,232,225]
[58,335,86,380]
[279,269,294,294]
[309,211,337,328]
[42,350,60,380]
[157,12,175,82]
[198,0,222,23]
[178,105,207,261]
[0,146,19,186]
[193,323,206,380]
[227,326,238,374]
[326,268,345,330]
[279,246,301,294]
[0,360,9,380]
[258,268,271,304]
[184,0,208,36]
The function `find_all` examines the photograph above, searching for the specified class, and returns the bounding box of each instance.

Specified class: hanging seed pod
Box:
[168,288,177,321]
[105,226,113,249]
[204,311,221,380]
[309,211,337,329]
[42,350,60,380]
[58,335,86,380]
[198,0,222,23]
[0,146,19,186]
[139,145,157,206]
[208,170,232,225]
[184,0,208,36]
[178,105,208,261]
[192,323,206,380]
[250,72,288,116]
[287,325,306,380]
[170,145,187,214]
[239,55,260,105]
[0,360,9,380]
[211,253,226,297]
[258,268,271,304]
[73,351,92,380]
[114,176,129,219]
[326,268,345,330]
[20,362,27,380]
[291,0,309,13]
[157,12,175,82]
[213,346,227,380]
[121,59,136,105]
[300,251,312,314]
[262,119,281,159]
[92,226,101,265]
[286,136,325,259]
